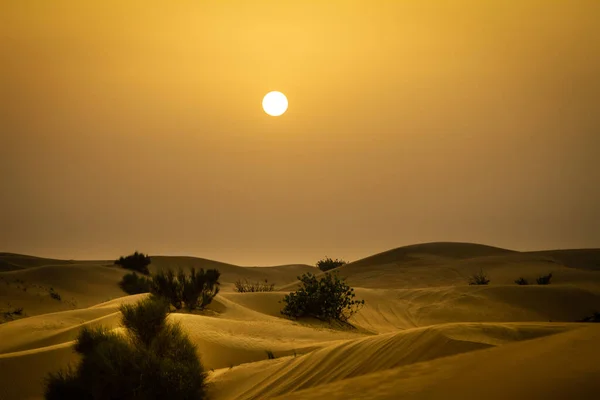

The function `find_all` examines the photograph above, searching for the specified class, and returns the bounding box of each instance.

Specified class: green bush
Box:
[119,272,152,294]
[281,272,364,322]
[316,257,347,272]
[514,277,529,285]
[151,268,220,311]
[45,298,207,400]
[468,269,490,285]
[536,273,553,285]
[234,278,275,292]
[115,251,151,275]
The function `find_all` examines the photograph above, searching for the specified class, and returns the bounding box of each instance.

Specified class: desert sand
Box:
[1,242,600,399]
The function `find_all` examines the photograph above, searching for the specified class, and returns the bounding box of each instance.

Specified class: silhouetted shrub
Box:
[119,272,152,295]
[48,287,61,301]
[44,297,207,400]
[151,268,220,311]
[468,269,490,285]
[281,272,364,322]
[514,277,529,285]
[579,311,600,323]
[234,278,275,292]
[115,251,151,275]
[316,257,347,272]
[45,365,85,400]
[121,297,170,347]
[536,273,553,285]
[2,306,24,321]
[265,350,275,359]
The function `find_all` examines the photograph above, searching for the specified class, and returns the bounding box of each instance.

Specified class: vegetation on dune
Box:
[265,350,276,359]
[115,251,151,275]
[2,305,24,322]
[579,311,600,323]
[151,268,220,311]
[119,272,152,295]
[48,287,62,301]
[514,277,529,285]
[281,272,364,322]
[316,257,347,272]
[234,278,275,293]
[468,268,490,285]
[536,273,553,285]
[45,297,208,400]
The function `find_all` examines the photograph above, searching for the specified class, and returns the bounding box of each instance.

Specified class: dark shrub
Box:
[182,268,221,311]
[49,287,61,301]
[44,366,85,400]
[115,251,151,275]
[265,350,275,359]
[468,269,490,285]
[579,311,600,323]
[514,277,529,285]
[119,272,152,295]
[151,269,183,309]
[316,257,347,272]
[234,278,275,293]
[151,268,220,311]
[120,297,170,347]
[536,273,553,285]
[2,306,24,321]
[44,298,207,400]
[74,326,121,354]
[281,272,364,322]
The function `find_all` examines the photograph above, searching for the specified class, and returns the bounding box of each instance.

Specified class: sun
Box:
[262,91,288,116]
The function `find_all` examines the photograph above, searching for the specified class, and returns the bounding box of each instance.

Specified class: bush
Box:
[265,350,275,359]
[2,306,24,321]
[119,272,152,295]
[281,272,364,322]
[234,279,275,293]
[468,269,490,285]
[514,277,529,285]
[115,251,151,275]
[316,257,347,272]
[579,311,600,323]
[151,268,220,311]
[536,273,553,285]
[45,297,207,400]
[49,287,61,301]
[120,297,170,347]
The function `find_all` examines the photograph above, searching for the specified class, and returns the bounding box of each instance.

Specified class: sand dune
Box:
[1,242,599,399]
[267,325,600,400]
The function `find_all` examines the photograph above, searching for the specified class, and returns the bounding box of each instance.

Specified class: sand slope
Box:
[1,242,599,399]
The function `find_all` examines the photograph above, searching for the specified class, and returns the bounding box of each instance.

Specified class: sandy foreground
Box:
[1,243,600,399]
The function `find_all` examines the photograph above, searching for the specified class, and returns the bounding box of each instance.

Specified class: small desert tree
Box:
[514,277,529,285]
[281,272,364,322]
[468,268,490,285]
[316,257,347,272]
[115,251,151,275]
[45,297,207,399]
[151,268,220,311]
[119,272,152,294]
[536,273,553,285]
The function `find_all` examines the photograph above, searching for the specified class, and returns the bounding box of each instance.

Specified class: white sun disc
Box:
[262,91,288,116]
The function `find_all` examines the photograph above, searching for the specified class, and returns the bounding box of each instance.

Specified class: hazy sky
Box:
[2,1,599,265]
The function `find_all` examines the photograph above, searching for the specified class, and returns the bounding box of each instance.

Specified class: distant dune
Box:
[1,242,600,399]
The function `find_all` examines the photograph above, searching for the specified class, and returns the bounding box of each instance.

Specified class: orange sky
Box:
[1,1,599,265]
